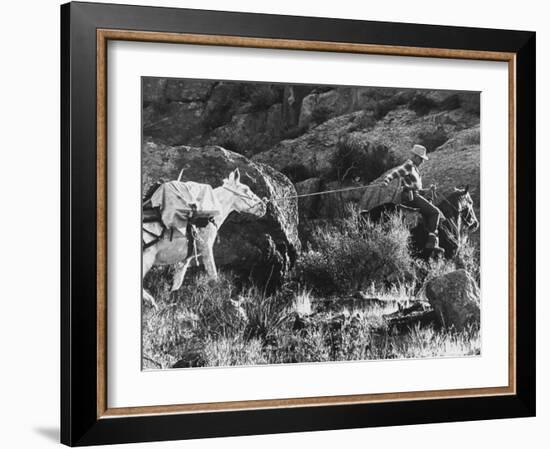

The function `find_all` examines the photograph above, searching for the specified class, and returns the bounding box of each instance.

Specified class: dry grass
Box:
[142,206,480,369]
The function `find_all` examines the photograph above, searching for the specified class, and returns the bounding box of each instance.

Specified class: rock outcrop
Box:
[143,143,301,288]
[425,269,480,331]
[142,78,481,222]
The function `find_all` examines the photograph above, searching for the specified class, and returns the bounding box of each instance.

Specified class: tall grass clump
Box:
[201,336,266,367]
[387,323,480,359]
[296,208,413,294]
[414,232,480,290]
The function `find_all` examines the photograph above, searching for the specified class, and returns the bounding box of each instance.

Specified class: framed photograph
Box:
[61,2,535,446]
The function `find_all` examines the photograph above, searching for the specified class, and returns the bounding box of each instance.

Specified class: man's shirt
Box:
[383,159,423,191]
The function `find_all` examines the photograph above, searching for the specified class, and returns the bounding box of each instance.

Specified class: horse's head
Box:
[450,185,479,232]
[222,168,267,217]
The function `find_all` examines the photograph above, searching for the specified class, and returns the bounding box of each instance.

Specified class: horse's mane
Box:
[436,190,461,221]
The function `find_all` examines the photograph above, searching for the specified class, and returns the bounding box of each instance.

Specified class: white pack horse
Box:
[142,169,267,307]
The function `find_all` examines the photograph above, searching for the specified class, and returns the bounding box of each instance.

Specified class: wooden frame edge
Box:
[508,55,517,395]
[100,386,514,418]
[97,28,108,418]
[96,28,517,420]
[97,29,515,61]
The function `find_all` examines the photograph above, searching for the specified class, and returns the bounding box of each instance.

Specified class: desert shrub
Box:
[409,94,437,116]
[281,163,311,182]
[440,94,461,111]
[201,336,266,366]
[453,236,480,284]
[352,111,377,131]
[240,286,294,342]
[243,85,282,112]
[176,273,246,339]
[373,92,410,119]
[282,124,305,140]
[388,323,480,358]
[311,106,332,125]
[296,208,413,294]
[142,304,201,369]
[417,126,449,152]
[414,235,480,293]
[267,328,332,364]
[457,127,481,147]
[202,100,234,131]
[459,92,481,116]
[331,134,395,183]
[327,313,375,361]
[416,257,457,284]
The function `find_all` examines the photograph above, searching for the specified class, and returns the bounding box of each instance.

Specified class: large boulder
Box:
[425,269,480,331]
[143,143,301,288]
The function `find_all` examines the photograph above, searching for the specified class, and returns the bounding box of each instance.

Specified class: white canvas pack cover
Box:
[360,178,402,211]
[150,180,221,233]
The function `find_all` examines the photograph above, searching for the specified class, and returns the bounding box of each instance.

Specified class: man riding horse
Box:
[382,144,444,255]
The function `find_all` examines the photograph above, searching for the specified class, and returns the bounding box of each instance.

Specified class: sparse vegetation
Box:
[143,207,480,369]
[409,94,438,116]
[311,105,333,125]
[296,208,413,294]
[417,126,450,152]
[332,134,395,183]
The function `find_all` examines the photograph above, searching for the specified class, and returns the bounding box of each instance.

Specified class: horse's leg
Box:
[203,248,218,280]
[142,246,158,309]
[200,235,218,281]
[171,256,199,292]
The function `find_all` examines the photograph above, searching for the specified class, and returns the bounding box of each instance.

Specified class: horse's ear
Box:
[464,184,469,193]
[233,168,240,183]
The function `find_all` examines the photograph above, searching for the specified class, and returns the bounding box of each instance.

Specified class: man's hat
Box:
[411,144,429,161]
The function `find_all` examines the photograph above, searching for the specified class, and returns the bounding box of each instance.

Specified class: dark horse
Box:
[365,186,479,259]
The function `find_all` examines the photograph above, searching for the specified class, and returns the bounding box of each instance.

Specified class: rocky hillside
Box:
[143,78,480,219]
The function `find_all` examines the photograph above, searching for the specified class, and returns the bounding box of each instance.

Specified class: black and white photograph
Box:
[141,77,481,369]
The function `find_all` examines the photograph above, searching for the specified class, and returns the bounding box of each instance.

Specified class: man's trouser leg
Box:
[409,193,441,234]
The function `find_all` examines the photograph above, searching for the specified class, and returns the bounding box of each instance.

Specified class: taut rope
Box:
[270,183,385,202]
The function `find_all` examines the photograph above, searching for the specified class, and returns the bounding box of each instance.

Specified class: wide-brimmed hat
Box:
[411,144,429,161]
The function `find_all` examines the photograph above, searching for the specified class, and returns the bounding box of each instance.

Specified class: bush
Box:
[331,134,395,183]
[180,273,245,339]
[373,92,411,119]
[417,126,449,152]
[388,323,480,358]
[296,208,413,294]
[414,235,480,291]
[281,163,311,182]
[267,328,332,364]
[245,85,282,111]
[409,94,437,116]
[239,285,294,342]
[311,106,332,125]
[453,236,480,284]
[440,94,461,111]
[201,336,266,366]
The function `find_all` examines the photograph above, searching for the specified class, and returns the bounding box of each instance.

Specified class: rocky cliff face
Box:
[143,78,480,220]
